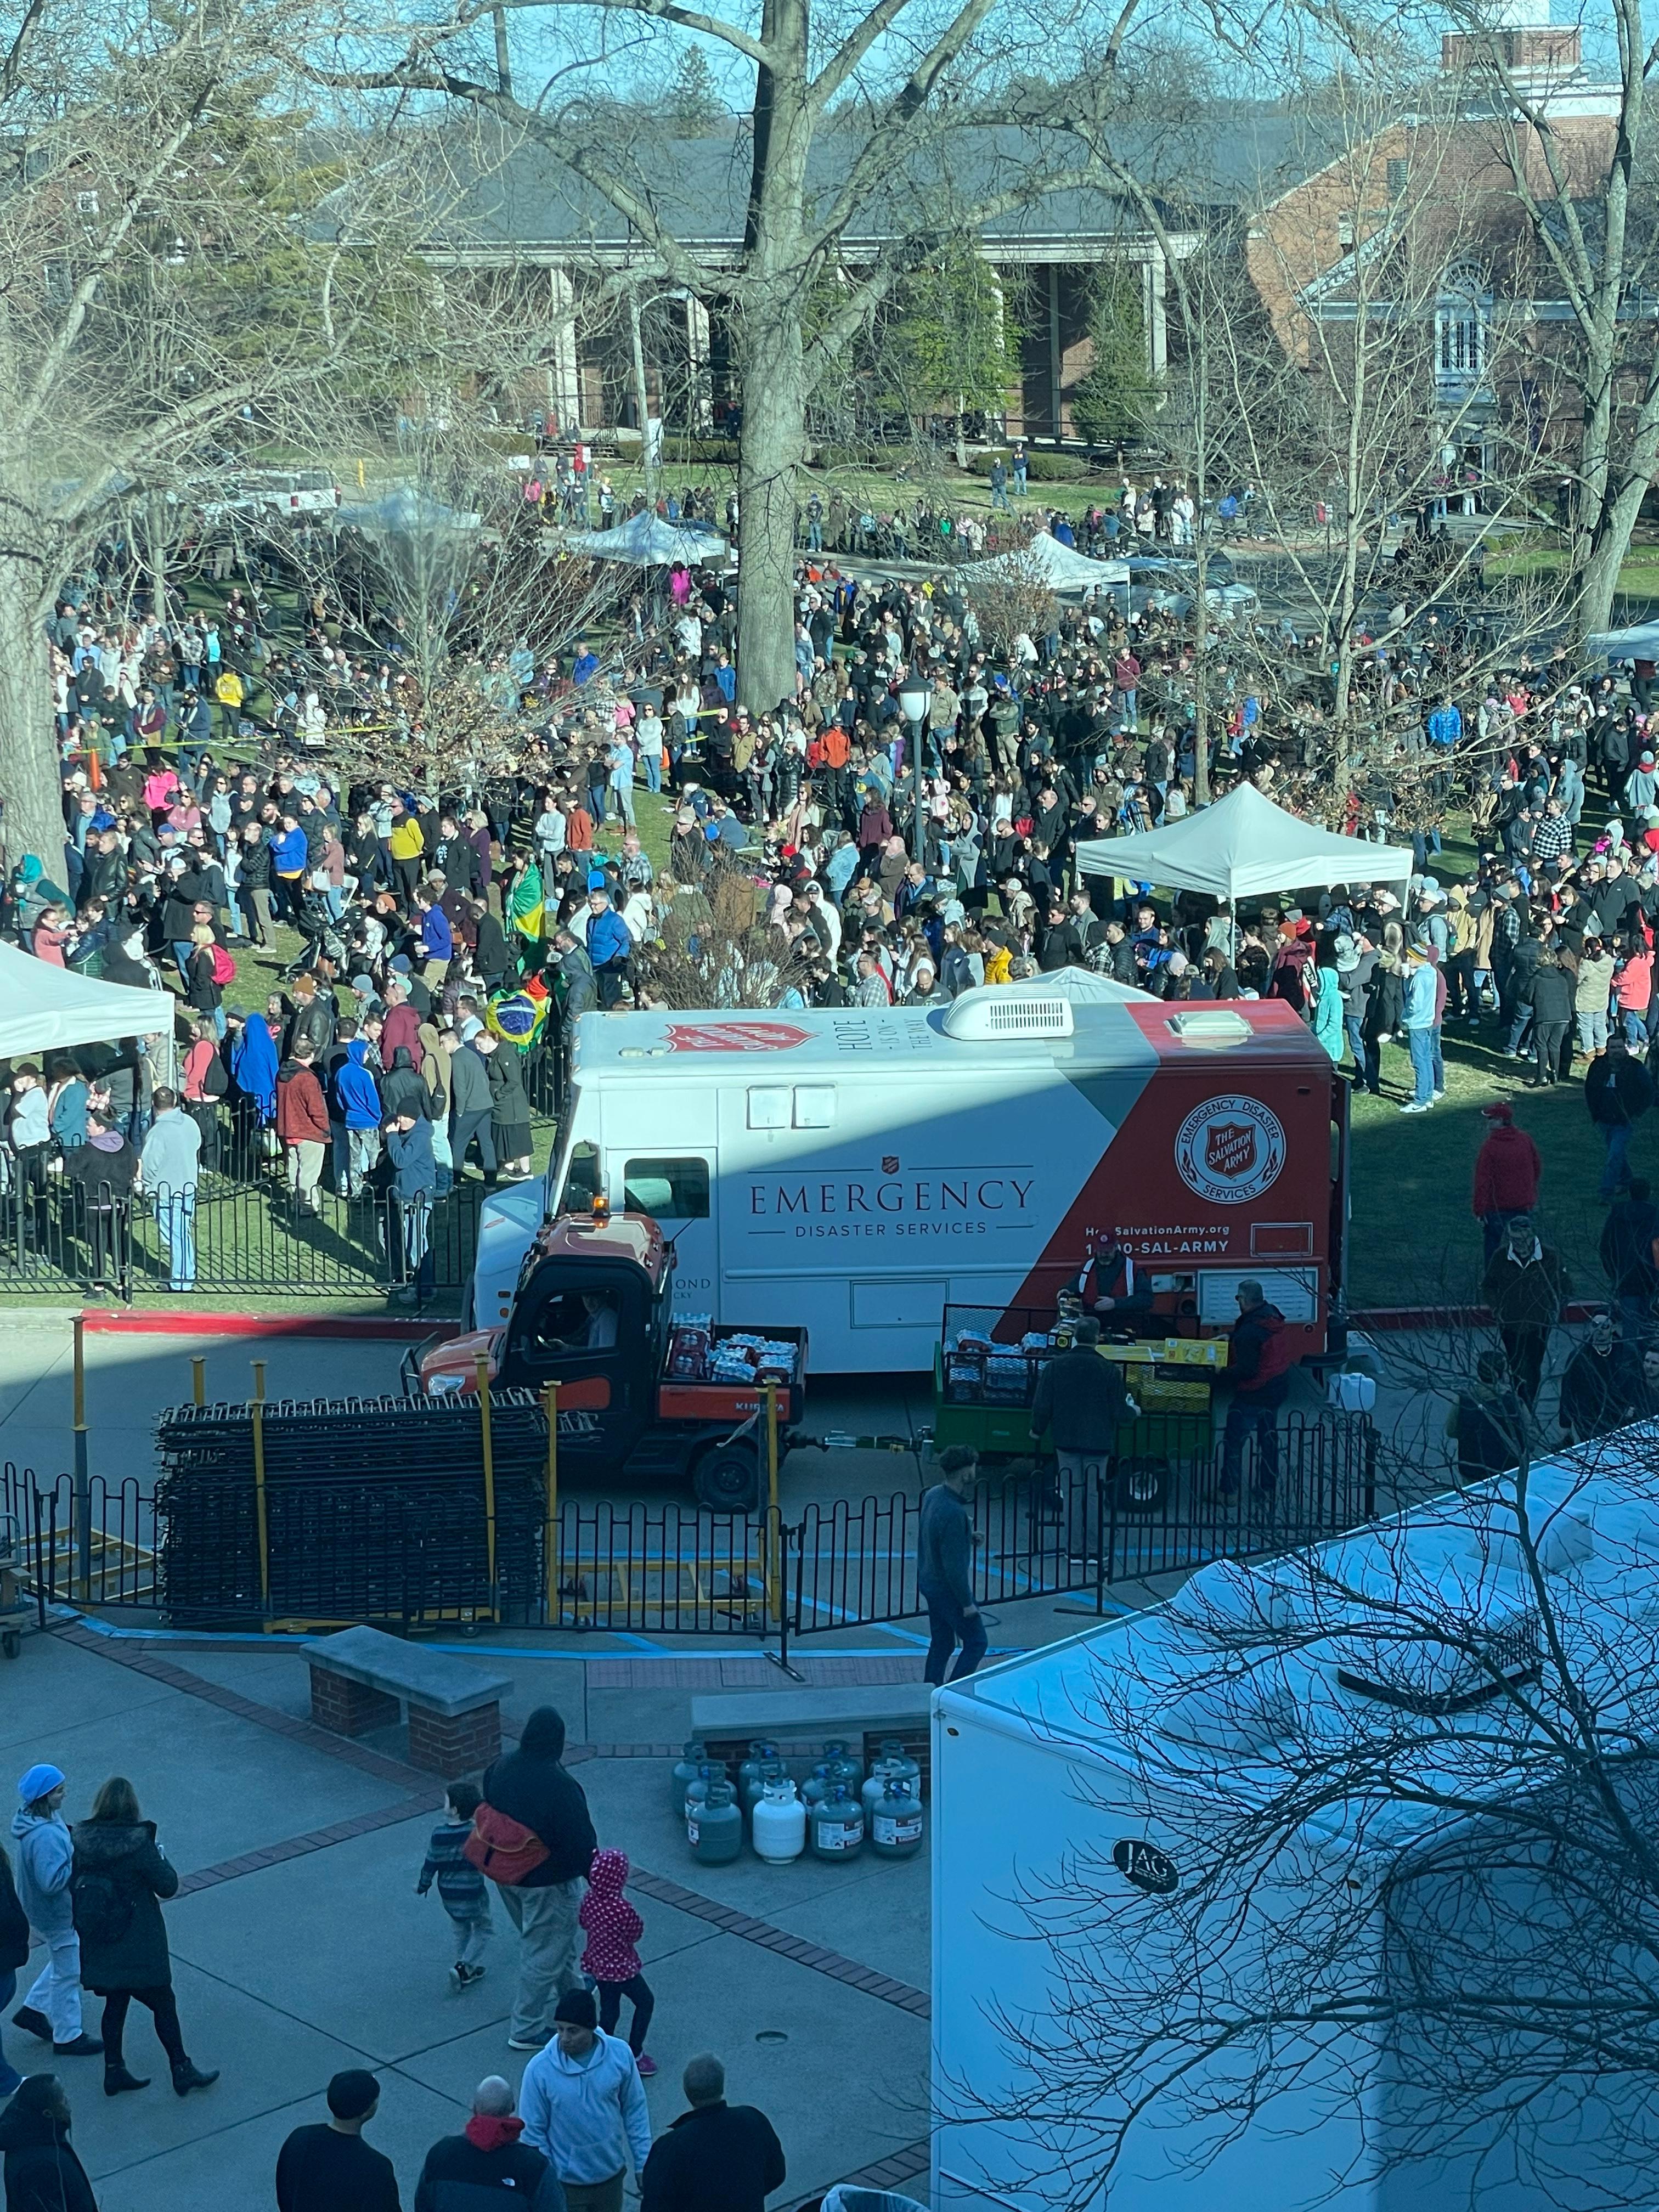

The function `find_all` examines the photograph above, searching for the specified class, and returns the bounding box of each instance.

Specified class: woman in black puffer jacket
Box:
[70,1778,217,2100]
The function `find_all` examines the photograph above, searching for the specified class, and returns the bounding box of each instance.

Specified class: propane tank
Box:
[742,1759,788,1825]
[751,1778,806,1864]
[825,1746,865,1791]
[682,1762,725,1824]
[687,1779,743,1864]
[670,1741,711,1816]
[862,1739,921,1813]
[809,1782,865,1860]
[801,1762,833,1813]
[737,1741,781,1804]
[870,1775,925,1860]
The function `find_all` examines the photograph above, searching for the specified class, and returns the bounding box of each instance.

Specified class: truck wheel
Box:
[693,1445,761,1514]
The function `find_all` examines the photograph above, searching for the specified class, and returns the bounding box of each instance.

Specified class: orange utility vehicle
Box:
[403,1208,807,1511]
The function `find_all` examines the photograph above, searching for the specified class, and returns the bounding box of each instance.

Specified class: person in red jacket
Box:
[1471,1100,1543,1262]
[1218,1280,1293,1500]
[275,1041,331,1215]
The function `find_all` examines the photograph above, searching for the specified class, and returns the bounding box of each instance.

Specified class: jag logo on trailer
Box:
[1173,1095,1287,1206]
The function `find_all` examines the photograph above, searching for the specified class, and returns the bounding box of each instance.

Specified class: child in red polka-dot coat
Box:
[579,1847,656,2075]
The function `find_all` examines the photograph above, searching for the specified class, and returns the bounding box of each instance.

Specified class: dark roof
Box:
[407,109,1357,259]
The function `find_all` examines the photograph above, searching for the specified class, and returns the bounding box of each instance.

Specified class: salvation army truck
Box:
[470,980,1350,1374]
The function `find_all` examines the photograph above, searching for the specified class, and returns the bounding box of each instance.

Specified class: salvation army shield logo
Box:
[1175,1095,1286,1205]
[663,1022,810,1053]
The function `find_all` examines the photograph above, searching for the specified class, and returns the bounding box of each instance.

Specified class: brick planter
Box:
[408,1702,503,1776]
[309,1665,401,1739]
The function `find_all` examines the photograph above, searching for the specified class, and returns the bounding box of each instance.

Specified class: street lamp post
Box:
[898,673,929,865]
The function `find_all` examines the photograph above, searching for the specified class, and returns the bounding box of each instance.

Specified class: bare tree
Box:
[941,1402,1659,2212]
[291,0,1181,718]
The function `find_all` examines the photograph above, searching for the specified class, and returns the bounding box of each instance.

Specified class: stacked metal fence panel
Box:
[153,1393,553,1628]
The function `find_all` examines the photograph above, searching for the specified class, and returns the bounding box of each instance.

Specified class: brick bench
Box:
[304,1626,512,1775]
[690,1684,935,1796]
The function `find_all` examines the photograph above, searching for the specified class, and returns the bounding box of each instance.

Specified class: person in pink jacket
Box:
[578,1849,656,2075]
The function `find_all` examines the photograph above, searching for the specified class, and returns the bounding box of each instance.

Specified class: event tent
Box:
[957,530,1128,596]
[1073,782,1415,902]
[564,512,730,567]
[0,943,174,1060]
[1585,622,1659,661]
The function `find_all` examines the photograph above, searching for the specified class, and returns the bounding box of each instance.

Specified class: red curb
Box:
[78,1308,463,1341]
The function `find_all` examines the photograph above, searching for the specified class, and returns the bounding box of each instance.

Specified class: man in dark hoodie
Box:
[414,2075,565,2212]
[381,1045,431,1125]
[479,1708,597,2052]
[1219,1279,1292,1499]
[0,2076,100,2212]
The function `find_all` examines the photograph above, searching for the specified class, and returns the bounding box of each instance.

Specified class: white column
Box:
[1143,247,1169,385]
[685,295,714,432]
[546,266,580,433]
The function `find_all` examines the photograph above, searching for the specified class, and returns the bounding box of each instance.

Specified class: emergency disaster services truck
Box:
[472,980,1349,1373]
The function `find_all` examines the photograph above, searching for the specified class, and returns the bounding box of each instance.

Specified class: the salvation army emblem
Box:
[1174,1095,1286,1205]
[663,1022,810,1053]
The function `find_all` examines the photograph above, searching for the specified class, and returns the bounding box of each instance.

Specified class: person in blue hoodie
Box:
[330,1025,385,1199]
[10,1765,101,2058]
[387,1109,437,1305]
[230,1013,279,1140]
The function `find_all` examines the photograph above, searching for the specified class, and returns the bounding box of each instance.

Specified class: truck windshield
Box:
[555,1137,601,1215]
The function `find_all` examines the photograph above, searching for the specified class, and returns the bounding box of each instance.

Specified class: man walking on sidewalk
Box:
[476,1708,596,2053]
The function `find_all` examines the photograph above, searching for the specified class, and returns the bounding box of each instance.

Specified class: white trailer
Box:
[932,1449,1659,2212]
[472,980,1347,1373]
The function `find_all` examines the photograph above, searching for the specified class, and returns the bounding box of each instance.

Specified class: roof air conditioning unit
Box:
[943,995,1074,1041]
[1335,1606,1540,1716]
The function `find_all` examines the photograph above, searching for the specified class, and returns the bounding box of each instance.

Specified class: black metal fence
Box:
[0,1171,484,1302]
[0,1032,558,1302]
[3,1413,1376,1637]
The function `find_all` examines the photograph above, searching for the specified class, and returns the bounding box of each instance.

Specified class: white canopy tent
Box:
[0,944,173,1060]
[957,531,1128,597]
[1584,623,1659,661]
[563,513,729,567]
[1073,782,1415,902]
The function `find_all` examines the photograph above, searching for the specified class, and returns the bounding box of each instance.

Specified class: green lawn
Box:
[1346,1023,1615,1310]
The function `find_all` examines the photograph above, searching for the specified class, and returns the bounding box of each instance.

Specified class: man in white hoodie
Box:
[519,1987,651,2212]
[10,1762,101,2056]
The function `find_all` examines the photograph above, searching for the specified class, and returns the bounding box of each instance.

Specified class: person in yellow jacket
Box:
[982,934,1014,986]
[213,665,244,742]
[388,806,426,902]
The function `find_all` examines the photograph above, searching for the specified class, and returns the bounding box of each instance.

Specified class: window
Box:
[1436,265,1488,379]
[747,1087,790,1130]
[1386,158,1409,200]
[794,1087,836,1128]
[76,189,100,216]
[556,1139,601,1214]
[623,1155,709,1219]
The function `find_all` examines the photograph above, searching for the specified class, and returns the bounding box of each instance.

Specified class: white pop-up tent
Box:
[0,943,173,1060]
[563,512,729,567]
[1073,781,1415,902]
[1584,623,1659,661]
[958,530,1128,597]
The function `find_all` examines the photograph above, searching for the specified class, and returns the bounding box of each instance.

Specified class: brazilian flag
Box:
[507,863,545,940]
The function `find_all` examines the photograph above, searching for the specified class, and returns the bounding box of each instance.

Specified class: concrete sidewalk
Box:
[1,1622,933,2212]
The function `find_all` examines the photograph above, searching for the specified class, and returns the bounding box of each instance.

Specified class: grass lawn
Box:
[1347,1023,1616,1310]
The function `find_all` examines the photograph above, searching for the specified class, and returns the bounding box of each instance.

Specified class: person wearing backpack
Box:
[69,1776,217,2099]
[9,1765,100,2059]
[467,1708,596,2053]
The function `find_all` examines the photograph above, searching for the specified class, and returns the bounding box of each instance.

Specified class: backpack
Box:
[71,1865,134,1948]
[462,1804,550,1886]
[209,942,236,986]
